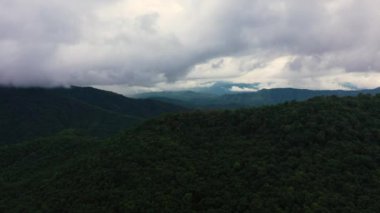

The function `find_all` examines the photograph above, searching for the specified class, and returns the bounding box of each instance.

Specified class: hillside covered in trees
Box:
[1,94,380,212]
[0,86,185,145]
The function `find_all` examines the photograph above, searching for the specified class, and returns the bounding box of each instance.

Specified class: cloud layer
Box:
[1,0,379,90]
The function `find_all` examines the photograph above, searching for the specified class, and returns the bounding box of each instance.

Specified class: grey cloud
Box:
[135,13,160,34]
[0,0,379,88]
[211,59,224,69]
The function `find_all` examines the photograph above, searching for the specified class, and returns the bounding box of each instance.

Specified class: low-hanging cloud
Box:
[0,0,379,89]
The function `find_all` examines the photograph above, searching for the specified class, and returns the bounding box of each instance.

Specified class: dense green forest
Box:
[1,94,380,212]
[0,87,184,144]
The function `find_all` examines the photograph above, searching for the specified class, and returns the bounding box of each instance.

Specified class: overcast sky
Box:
[1,0,380,94]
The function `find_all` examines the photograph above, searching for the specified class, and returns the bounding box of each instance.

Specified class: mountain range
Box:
[3,84,380,145]
[136,85,380,108]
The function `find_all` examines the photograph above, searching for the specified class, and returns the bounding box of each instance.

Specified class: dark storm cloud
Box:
[0,0,379,87]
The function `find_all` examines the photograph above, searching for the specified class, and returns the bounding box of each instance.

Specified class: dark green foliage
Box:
[0,87,184,144]
[1,95,380,212]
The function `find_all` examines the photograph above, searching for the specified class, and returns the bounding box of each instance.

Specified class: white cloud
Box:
[230,86,258,92]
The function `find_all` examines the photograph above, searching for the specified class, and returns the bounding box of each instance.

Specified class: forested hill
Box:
[0,86,184,144]
[55,86,185,118]
[1,94,380,212]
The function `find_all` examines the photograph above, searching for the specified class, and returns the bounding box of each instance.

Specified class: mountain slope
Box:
[57,86,185,118]
[1,94,380,212]
[0,86,184,144]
